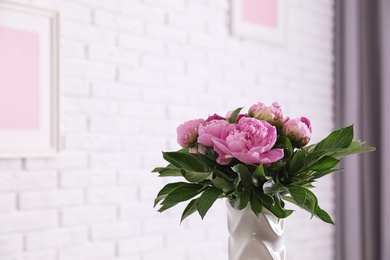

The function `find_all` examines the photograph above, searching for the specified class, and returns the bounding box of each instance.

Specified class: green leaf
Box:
[331,140,376,159]
[315,207,334,224]
[161,183,203,205]
[263,178,284,194]
[250,193,263,217]
[288,149,307,174]
[283,195,334,224]
[309,168,343,181]
[180,199,197,223]
[195,153,219,169]
[180,169,212,182]
[163,152,206,172]
[307,156,340,172]
[157,203,177,213]
[287,185,318,218]
[274,192,285,208]
[158,169,183,177]
[152,167,166,172]
[275,136,294,156]
[288,185,308,208]
[314,125,354,151]
[252,164,267,187]
[231,190,250,210]
[228,107,243,123]
[232,164,253,188]
[252,188,293,218]
[152,164,183,177]
[195,187,223,219]
[255,190,274,206]
[305,150,331,166]
[267,160,287,171]
[154,182,187,207]
[213,169,236,182]
[212,177,235,193]
[262,197,294,218]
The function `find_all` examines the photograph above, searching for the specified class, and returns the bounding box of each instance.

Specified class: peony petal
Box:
[212,138,230,154]
[216,156,232,165]
[250,146,269,155]
[257,149,284,164]
[197,133,215,147]
[231,152,260,164]
[198,120,230,147]
[227,140,247,153]
[212,138,233,165]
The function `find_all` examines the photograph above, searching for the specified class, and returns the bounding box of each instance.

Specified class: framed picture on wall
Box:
[231,0,286,44]
[0,2,59,157]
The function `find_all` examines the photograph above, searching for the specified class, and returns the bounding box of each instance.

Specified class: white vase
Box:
[226,201,286,260]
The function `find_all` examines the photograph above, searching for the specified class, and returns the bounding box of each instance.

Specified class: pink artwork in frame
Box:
[242,0,278,28]
[231,0,286,44]
[0,27,40,130]
[0,2,59,157]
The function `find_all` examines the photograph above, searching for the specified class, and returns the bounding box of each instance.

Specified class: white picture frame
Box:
[231,0,286,44]
[0,2,59,157]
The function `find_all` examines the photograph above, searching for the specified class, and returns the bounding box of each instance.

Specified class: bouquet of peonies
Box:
[152,102,375,223]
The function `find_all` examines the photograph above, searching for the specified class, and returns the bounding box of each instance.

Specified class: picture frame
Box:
[231,0,286,44]
[0,2,59,157]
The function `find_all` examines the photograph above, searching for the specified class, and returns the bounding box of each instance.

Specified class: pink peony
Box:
[211,117,284,165]
[176,119,204,148]
[248,102,285,127]
[281,117,312,147]
[198,118,230,147]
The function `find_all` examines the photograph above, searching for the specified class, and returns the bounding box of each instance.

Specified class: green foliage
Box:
[231,190,250,210]
[153,125,375,223]
[288,149,307,174]
[227,107,243,123]
[251,164,268,187]
[162,152,207,172]
[160,183,204,206]
[249,192,263,217]
[195,187,223,218]
[314,125,354,151]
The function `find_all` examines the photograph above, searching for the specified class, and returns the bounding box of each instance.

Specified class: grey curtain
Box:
[334,0,389,260]
[379,2,390,260]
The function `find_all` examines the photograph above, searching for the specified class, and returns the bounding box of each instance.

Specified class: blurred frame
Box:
[0,2,59,157]
[231,0,286,44]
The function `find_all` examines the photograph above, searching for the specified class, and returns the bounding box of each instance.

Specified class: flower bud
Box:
[282,117,312,147]
[176,119,204,148]
[248,102,285,127]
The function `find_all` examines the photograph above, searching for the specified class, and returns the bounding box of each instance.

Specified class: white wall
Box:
[0,0,335,259]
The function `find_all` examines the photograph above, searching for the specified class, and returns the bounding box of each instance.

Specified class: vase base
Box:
[227,201,286,260]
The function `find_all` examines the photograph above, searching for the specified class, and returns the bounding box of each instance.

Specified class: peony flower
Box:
[198,116,230,147]
[211,117,284,165]
[248,102,285,127]
[176,119,204,148]
[281,117,312,147]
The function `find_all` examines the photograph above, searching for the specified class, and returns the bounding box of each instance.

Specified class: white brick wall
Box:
[0,0,335,259]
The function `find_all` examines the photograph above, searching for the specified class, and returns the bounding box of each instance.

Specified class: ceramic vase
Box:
[226,201,286,260]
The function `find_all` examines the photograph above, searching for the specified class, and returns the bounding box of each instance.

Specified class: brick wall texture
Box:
[0,0,335,259]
